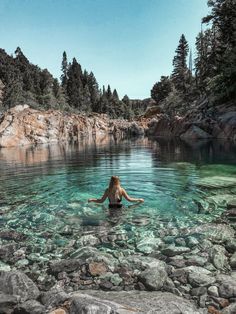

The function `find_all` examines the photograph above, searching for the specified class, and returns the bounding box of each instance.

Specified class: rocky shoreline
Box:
[0,199,236,313]
[0,104,235,148]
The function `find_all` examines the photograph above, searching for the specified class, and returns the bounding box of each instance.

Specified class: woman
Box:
[88,176,144,208]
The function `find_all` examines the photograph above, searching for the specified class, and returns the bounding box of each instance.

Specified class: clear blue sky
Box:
[0,0,209,99]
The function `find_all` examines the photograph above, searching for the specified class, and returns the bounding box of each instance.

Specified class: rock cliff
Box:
[0,105,145,148]
[0,104,235,148]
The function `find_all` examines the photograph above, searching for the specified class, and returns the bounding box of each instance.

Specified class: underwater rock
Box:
[136,237,163,254]
[0,271,40,302]
[196,177,236,189]
[76,234,100,247]
[162,245,191,257]
[190,224,235,243]
[227,199,236,209]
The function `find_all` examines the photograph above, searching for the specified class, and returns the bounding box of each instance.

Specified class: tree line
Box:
[151,0,236,115]
[0,48,144,119]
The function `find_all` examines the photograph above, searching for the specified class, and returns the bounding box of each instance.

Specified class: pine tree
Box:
[113,89,119,100]
[172,34,189,92]
[66,58,83,109]
[61,51,68,88]
[151,76,172,103]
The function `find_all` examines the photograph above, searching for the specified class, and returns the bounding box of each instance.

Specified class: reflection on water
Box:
[0,136,236,255]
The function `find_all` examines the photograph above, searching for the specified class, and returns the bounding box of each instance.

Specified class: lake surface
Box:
[0,136,236,256]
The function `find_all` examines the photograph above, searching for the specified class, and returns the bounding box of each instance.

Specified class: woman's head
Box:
[108,176,120,191]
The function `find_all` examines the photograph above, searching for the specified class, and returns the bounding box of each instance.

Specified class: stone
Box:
[191,287,207,296]
[189,271,215,288]
[14,300,45,314]
[180,125,212,140]
[0,106,145,148]
[88,262,108,276]
[76,234,100,247]
[136,237,162,254]
[49,309,67,314]
[0,261,11,271]
[208,306,221,314]
[191,224,235,243]
[0,271,40,302]
[208,286,219,297]
[69,290,205,314]
[186,236,199,248]
[196,177,236,189]
[138,260,167,291]
[230,252,236,269]
[225,239,236,253]
[217,275,236,298]
[222,303,236,314]
[227,199,236,209]
[162,245,190,257]
[209,245,228,270]
[49,259,83,274]
[0,293,18,313]
[40,286,69,308]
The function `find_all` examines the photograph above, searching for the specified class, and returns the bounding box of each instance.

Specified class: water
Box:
[0,136,236,257]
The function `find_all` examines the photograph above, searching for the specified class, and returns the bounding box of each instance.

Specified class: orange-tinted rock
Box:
[207,306,221,314]
[88,262,108,276]
[49,308,67,314]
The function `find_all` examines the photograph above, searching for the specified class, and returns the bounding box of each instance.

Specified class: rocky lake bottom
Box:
[0,137,236,313]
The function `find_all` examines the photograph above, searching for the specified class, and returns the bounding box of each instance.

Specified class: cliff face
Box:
[145,103,236,141]
[0,105,145,148]
[0,104,235,148]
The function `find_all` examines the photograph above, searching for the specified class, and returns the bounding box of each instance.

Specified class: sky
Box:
[0,0,210,99]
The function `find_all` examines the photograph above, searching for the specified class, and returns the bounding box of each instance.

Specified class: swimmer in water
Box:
[88,176,144,208]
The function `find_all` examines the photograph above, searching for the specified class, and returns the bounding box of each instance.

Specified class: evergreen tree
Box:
[202,0,236,101]
[151,76,172,103]
[61,51,68,88]
[172,34,189,92]
[113,89,119,100]
[66,58,83,109]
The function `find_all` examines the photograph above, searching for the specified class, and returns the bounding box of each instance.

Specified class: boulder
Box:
[209,245,229,270]
[217,274,236,298]
[69,290,205,313]
[13,300,45,314]
[138,260,167,291]
[0,293,18,313]
[162,245,190,257]
[0,271,40,302]
[180,125,212,140]
[230,252,236,269]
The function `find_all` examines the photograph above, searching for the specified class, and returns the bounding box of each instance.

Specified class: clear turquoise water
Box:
[0,137,236,255]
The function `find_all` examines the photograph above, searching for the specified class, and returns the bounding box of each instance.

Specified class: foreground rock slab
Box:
[71,290,206,314]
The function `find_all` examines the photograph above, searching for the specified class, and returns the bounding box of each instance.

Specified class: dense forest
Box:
[0,49,146,119]
[0,0,235,120]
[151,0,236,116]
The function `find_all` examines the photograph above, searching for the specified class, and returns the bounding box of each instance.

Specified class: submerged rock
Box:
[196,177,236,189]
[162,245,191,257]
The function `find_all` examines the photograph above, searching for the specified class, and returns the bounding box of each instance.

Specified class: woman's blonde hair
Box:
[108,176,121,192]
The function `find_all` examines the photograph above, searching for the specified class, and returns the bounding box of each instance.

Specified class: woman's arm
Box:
[121,188,144,203]
[88,189,108,203]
